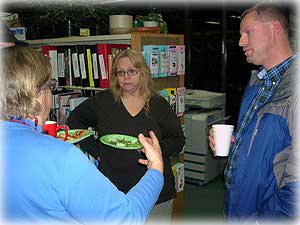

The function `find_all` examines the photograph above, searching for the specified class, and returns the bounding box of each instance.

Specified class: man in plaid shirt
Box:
[209,3,299,223]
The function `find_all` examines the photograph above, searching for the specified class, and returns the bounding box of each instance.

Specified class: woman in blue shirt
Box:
[0,46,164,224]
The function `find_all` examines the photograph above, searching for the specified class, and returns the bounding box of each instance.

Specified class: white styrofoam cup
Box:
[212,124,234,157]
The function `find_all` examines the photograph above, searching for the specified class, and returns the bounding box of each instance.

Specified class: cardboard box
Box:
[80,28,90,37]
[9,27,26,40]
[0,12,18,21]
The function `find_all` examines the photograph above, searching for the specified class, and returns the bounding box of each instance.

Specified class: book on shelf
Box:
[86,46,95,87]
[142,46,150,68]
[42,46,58,80]
[172,163,184,192]
[96,44,130,88]
[150,46,159,78]
[57,92,81,124]
[70,46,82,87]
[158,45,169,78]
[77,45,89,87]
[176,45,185,75]
[66,46,73,86]
[164,87,177,112]
[176,87,186,116]
[69,97,88,111]
[111,48,122,60]
[108,54,113,81]
[57,46,66,86]
[143,45,159,78]
[83,44,104,88]
[158,89,169,102]
[90,45,100,87]
[50,91,72,123]
[51,93,60,111]
[158,87,185,116]
[168,45,177,76]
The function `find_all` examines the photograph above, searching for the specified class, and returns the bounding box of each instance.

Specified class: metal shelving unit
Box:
[26,34,132,48]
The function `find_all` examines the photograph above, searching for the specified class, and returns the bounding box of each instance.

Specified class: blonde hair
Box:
[109,49,157,112]
[0,46,51,120]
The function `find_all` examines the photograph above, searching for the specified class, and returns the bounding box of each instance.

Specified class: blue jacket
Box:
[226,59,299,222]
[2,119,163,224]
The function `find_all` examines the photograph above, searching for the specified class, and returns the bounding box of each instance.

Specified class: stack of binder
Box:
[42,44,130,89]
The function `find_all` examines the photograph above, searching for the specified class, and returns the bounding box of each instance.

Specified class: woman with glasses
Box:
[67,49,185,223]
[1,46,165,224]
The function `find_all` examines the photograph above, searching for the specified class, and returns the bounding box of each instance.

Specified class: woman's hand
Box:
[138,131,163,175]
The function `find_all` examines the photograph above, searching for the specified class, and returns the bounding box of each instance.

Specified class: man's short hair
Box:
[241,3,290,34]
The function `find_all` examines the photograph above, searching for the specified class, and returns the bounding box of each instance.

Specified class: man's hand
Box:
[208,128,235,156]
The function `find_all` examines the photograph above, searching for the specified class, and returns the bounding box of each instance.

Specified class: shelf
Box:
[153,76,184,89]
[26,34,132,48]
[131,32,184,51]
[58,86,106,91]
[58,76,183,92]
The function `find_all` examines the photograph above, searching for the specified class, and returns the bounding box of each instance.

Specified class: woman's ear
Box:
[35,88,42,98]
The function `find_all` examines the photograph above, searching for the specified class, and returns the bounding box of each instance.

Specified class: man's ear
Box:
[271,21,282,37]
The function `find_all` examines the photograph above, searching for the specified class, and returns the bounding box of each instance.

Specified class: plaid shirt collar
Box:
[224,54,296,190]
[257,54,296,83]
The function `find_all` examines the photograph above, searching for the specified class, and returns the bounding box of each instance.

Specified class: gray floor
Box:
[180,175,226,223]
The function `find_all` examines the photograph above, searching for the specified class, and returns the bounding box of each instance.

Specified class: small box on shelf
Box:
[172,163,185,192]
[10,27,26,40]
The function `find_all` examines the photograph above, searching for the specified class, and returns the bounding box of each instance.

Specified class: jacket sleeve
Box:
[66,96,101,158]
[259,78,299,219]
[156,98,185,159]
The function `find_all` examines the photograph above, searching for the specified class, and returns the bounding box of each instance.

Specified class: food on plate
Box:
[108,137,141,148]
[58,130,88,141]
[100,134,143,149]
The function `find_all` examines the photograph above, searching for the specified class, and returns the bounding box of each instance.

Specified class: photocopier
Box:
[184,89,228,185]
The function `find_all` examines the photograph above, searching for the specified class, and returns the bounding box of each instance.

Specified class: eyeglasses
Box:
[40,79,58,92]
[116,69,139,77]
[48,79,59,91]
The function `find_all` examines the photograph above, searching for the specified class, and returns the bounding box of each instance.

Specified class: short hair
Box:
[109,49,156,112]
[241,3,290,34]
[0,46,51,120]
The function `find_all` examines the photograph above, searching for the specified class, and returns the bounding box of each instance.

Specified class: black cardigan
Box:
[67,90,185,204]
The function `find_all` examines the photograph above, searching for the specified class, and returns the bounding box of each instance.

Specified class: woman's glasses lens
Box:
[38,79,58,92]
[43,79,58,91]
[49,79,58,91]
[116,69,139,77]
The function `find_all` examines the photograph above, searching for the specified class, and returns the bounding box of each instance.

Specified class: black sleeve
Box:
[66,96,100,158]
[67,96,97,129]
[153,96,185,158]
